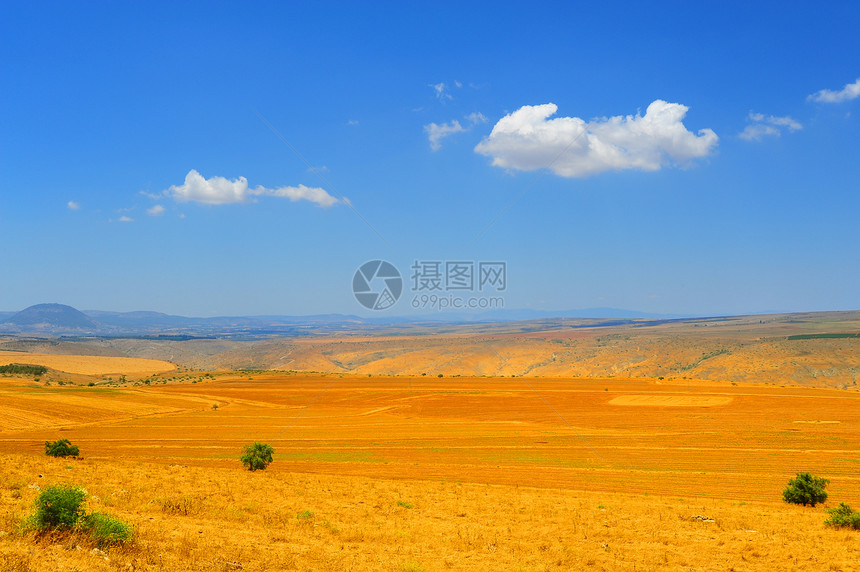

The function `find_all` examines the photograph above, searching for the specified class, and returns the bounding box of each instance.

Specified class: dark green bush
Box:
[825,502,860,530]
[782,472,829,506]
[32,485,87,530]
[240,442,274,471]
[45,439,79,457]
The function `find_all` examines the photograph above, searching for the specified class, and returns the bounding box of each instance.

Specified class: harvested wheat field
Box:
[0,351,176,377]
[1,372,860,570]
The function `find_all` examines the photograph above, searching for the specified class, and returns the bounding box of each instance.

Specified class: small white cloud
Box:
[466,112,488,125]
[268,184,340,207]
[739,111,802,141]
[67,201,80,211]
[118,216,133,223]
[739,124,781,141]
[474,100,718,177]
[147,204,165,216]
[423,112,490,151]
[808,77,860,103]
[165,170,339,208]
[347,119,359,126]
[424,120,466,151]
[430,82,452,101]
[766,115,802,131]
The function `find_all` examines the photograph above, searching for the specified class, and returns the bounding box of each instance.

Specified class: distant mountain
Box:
[0,303,689,338]
[3,303,99,331]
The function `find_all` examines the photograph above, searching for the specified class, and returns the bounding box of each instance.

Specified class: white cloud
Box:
[808,78,860,103]
[424,120,465,151]
[347,119,359,126]
[474,100,718,177]
[739,124,780,141]
[165,170,339,208]
[118,216,133,223]
[67,201,80,211]
[423,112,489,151]
[430,82,452,101]
[147,204,165,216]
[268,184,340,207]
[739,111,802,141]
[466,112,488,125]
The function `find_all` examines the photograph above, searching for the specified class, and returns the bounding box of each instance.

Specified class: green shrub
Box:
[240,442,274,471]
[84,512,133,546]
[32,485,87,530]
[30,486,133,546]
[782,472,829,506]
[45,439,79,457]
[825,502,860,529]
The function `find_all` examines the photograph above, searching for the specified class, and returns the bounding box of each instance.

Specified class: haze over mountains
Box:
[0,303,684,338]
[2,303,860,389]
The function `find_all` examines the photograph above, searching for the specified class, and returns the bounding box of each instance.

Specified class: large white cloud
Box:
[808,78,860,103]
[474,100,718,177]
[166,170,339,208]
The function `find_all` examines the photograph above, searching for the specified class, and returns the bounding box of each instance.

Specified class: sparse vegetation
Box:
[84,512,134,546]
[240,442,274,471]
[782,472,829,506]
[788,333,860,340]
[44,438,79,457]
[0,364,48,375]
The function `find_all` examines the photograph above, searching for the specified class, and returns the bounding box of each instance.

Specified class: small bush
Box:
[240,442,274,471]
[782,472,829,506]
[84,512,133,546]
[825,502,860,530]
[32,485,87,530]
[45,439,79,458]
[296,510,314,519]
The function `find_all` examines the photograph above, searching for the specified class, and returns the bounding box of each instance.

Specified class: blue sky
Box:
[2,1,859,317]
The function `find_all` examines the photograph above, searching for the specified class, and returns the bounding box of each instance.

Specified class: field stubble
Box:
[1,373,860,570]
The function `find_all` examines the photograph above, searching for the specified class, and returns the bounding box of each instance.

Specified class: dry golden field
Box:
[0,351,176,377]
[1,370,860,570]
[4,311,860,388]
